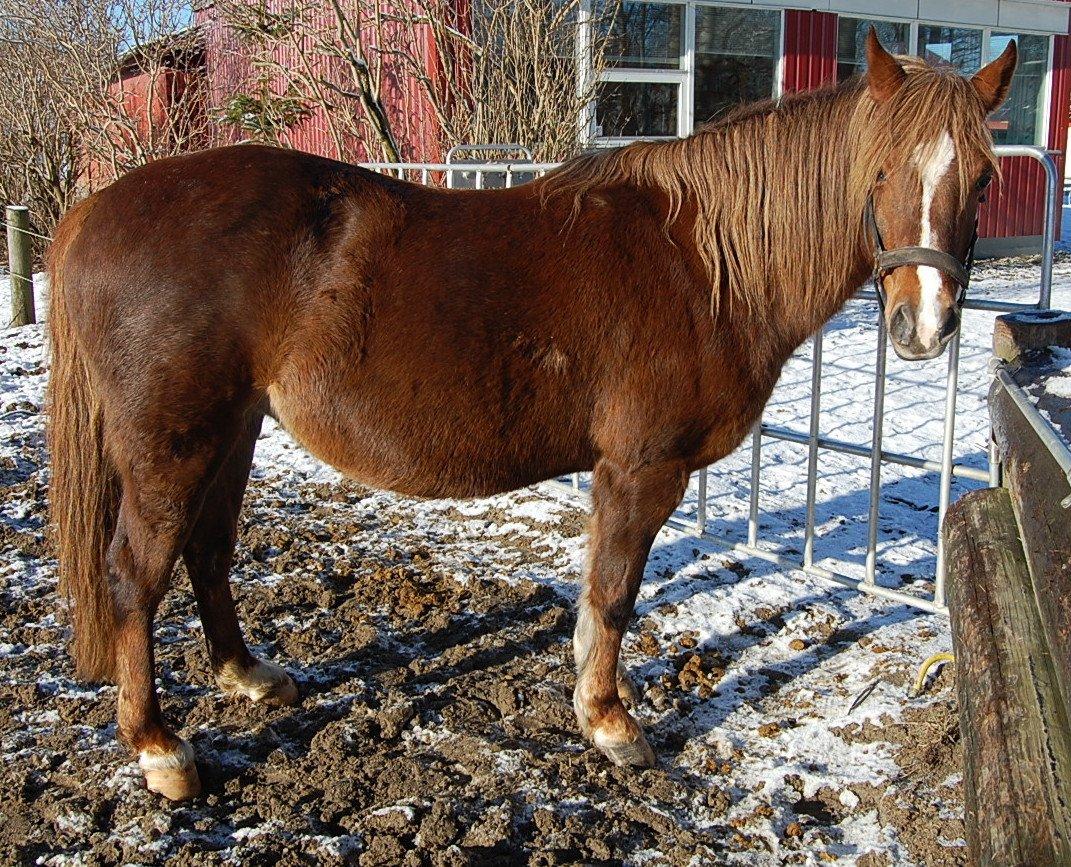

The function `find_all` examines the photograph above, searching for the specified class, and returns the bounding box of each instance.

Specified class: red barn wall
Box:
[84,63,206,187]
[977,4,1071,241]
[192,2,1071,239]
[195,1,442,162]
[782,10,837,94]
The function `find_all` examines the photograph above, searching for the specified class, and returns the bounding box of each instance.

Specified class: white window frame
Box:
[586,0,785,146]
[595,69,689,145]
[984,27,1055,147]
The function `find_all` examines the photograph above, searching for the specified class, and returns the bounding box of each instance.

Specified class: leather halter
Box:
[865,192,978,313]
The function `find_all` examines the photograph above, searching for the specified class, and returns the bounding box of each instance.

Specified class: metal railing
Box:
[993,361,1071,510]
[364,160,558,190]
[365,145,1060,615]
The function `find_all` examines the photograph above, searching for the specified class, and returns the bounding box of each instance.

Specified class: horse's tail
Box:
[47,199,120,682]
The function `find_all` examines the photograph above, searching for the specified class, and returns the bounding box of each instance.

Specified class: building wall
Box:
[782,10,838,92]
[195,1,442,162]
[193,1,1071,240]
[979,3,1071,242]
[84,62,207,188]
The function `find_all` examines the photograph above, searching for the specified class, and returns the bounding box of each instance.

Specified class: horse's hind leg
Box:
[108,452,224,800]
[183,411,297,706]
[574,458,687,768]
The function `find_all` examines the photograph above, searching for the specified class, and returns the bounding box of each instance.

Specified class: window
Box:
[836,18,910,82]
[592,2,780,141]
[602,2,683,69]
[917,25,983,74]
[595,2,684,138]
[596,81,679,136]
[988,33,1049,145]
[589,8,1055,146]
[693,7,780,125]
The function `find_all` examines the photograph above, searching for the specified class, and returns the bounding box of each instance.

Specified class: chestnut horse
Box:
[48,32,1015,800]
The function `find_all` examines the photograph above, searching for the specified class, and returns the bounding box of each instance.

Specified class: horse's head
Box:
[863,29,1016,360]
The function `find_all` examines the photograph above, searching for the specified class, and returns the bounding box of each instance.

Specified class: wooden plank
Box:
[993,310,1071,364]
[945,487,1071,867]
[992,379,1071,697]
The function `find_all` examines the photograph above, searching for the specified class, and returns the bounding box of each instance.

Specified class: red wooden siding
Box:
[782,10,837,93]
[195,1,442,162]
[190,1,1071,240]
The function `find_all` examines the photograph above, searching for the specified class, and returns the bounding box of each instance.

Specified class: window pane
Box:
[988,33,1049,145]
[596,81,678,136]
[918,25,983,74]
[693,7,779,125]
[599,2,683,70]
[836,18,911,83]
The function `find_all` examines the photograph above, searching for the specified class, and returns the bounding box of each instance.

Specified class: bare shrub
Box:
[0,2,80,242]
[211,0,618,162]
[0,0,208,242]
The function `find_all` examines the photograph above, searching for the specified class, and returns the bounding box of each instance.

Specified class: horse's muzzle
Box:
[888,301,960,360]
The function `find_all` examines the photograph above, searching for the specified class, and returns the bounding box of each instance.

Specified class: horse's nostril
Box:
[939,307,960,341]
[890,304,915,345]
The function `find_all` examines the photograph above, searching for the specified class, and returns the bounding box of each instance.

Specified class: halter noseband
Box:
[865,193,978,313]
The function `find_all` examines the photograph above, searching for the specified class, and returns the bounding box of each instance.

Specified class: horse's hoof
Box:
[140,739,201,801]
[217,658,298,706]
[593,725,657,769]
[616,665,641,705]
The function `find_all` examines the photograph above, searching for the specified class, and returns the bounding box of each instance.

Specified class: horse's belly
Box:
[266,382,586,499]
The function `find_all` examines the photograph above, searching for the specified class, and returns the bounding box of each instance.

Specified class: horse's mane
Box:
[542,58,998,318]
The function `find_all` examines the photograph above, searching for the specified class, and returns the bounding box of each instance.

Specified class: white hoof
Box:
[216,657,298,706]
[139,738,201,800]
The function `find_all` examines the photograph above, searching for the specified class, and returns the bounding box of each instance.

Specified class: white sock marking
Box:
[139,737,195,771]
[217,657,292,702]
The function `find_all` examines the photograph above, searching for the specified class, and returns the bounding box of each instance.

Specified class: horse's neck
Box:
[751,100,873,351]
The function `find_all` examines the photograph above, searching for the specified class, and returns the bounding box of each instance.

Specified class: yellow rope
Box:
[909,652,955,698]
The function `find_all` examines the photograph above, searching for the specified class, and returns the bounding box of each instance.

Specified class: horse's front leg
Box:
[574,457,687,767]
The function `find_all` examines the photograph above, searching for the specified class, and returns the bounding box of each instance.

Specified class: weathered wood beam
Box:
[991,374,1071,700]
[993,310,1071,364]
[945,487,1071,867]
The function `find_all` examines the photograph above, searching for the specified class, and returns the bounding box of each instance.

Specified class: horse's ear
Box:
[973,40,1018,113]
[866,27,906,103]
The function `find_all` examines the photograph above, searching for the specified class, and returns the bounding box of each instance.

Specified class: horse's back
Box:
[50,144,712,498]
[53,147,380,397]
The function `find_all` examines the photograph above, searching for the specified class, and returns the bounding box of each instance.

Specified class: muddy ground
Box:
[0,327,967,865]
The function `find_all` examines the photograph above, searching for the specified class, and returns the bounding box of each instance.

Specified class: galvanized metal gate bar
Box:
[363,145,1059,615]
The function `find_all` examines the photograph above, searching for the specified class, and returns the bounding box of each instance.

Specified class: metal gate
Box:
[364,145,1060,615]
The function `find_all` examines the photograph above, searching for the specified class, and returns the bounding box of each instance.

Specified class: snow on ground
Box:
[0,256,1069,864]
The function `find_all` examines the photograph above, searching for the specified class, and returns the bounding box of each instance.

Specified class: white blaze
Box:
[914,131,956,344]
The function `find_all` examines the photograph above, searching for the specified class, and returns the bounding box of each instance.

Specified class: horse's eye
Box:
[976,173,993,203]
[876,170,887,183]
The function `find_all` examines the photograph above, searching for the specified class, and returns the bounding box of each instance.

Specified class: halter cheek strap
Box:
[865,194,978,313]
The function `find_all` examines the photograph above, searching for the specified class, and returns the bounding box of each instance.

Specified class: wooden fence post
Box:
[6,205,35,327]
